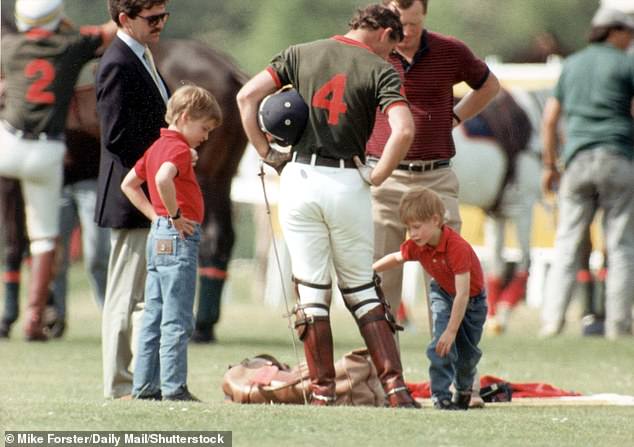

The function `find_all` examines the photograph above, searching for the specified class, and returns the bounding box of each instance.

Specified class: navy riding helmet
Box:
[258,86,308,147]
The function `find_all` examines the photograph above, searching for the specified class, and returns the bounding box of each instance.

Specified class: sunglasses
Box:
[136,12,170,27]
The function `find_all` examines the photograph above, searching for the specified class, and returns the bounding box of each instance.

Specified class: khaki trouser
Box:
[102,228,148,398]
[371,166,461,313]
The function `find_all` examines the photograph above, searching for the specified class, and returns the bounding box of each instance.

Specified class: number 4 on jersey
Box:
[312,74,348,125]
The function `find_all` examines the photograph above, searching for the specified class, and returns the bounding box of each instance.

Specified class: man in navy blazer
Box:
[95,0,171,399]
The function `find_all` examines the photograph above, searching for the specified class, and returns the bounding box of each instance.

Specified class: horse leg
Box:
[594,253,607,320]
[577,230,594,317]
[498,198,533,325]
[484,216,505,330]
[0,177,28,338]
[193,192,234,343]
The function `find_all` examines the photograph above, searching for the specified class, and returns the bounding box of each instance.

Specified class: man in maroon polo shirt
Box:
[367,0,499,316]
[367,0,499,407]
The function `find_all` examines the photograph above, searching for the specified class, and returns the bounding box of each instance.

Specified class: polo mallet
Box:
[257,162,309,405]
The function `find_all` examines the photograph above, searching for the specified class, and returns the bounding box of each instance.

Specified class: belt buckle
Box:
[406,161,426,172]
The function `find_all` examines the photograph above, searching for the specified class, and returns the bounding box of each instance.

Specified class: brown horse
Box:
[154,39,249,342]
[0,27,248,341]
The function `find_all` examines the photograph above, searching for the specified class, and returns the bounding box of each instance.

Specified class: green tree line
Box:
[3,0,601,74]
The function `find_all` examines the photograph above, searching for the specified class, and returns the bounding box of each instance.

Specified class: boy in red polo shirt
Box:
[373,187,487,410]
[121,85,222,401]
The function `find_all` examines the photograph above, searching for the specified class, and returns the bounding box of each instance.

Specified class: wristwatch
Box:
[170,208,182,220]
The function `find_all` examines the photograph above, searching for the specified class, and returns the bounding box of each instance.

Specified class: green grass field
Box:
[1,260,633,447]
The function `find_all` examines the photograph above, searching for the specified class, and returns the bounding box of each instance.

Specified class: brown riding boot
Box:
[24,250,56,341]
[303,319,336,406]
[358,306,420,408]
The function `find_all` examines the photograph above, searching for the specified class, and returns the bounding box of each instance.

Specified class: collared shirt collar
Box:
[116,29,146,61]
[116,29,169,104]
[160,128,189,146]
[392,29,430,72]
[332,35,373,53]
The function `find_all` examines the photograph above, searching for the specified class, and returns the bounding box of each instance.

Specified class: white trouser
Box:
[0,126,64,251]
[279,161,378,319]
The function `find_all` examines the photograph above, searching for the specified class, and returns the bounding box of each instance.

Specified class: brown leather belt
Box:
[293,152,356,169]
[1,120,64,142]
[366,156,450,172]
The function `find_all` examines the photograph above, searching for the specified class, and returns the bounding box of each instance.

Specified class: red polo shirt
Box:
[134,129,204,223]
[400,225,484,297]
[367,30,489,161]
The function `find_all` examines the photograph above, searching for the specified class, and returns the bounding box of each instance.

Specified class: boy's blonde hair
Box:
[165,84,223,126]
[399,187,446,225]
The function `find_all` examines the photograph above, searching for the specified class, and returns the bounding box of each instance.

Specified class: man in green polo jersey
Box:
[237,4,419,407]
[540,7,634,339]
[0,0,115,341]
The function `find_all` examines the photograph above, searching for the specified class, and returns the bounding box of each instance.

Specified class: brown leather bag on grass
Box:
[222,348,386,406]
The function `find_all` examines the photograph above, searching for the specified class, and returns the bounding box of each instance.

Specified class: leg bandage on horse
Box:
[291,276,336,405]
[344,275,419,408]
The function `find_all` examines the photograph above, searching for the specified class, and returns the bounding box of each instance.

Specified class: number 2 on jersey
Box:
[25,59,56,104]
[312,74,348,125]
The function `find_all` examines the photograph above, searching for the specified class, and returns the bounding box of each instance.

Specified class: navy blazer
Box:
[94,36,169,229]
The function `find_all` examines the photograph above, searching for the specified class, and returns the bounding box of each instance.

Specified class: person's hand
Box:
[353,155,374,186]
[541,166,560,195]
[190,148,199,167]
[263,147,291,175]
[435,328,457,357]
[171,216,196,239]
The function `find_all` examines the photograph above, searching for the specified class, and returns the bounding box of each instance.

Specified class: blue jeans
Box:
[132,217,200,398]
[52,179,110,318]
[426,281,487,401]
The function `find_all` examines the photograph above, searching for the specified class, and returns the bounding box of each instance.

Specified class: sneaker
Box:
[134,391,162,401]
[46,319,66,338]
[432,396,461,410]
[453,391,472,410]
[190,327,216,344]
[581,315,605,337]
[164,387,201,402]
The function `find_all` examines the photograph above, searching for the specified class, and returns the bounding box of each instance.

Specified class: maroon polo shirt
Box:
[367,30,490,161]
[400,225,484,297]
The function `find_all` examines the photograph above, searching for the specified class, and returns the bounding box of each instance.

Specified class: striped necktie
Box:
[143,47,168,104]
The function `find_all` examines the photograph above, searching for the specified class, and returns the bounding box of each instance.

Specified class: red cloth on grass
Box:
[407,375,581,399]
